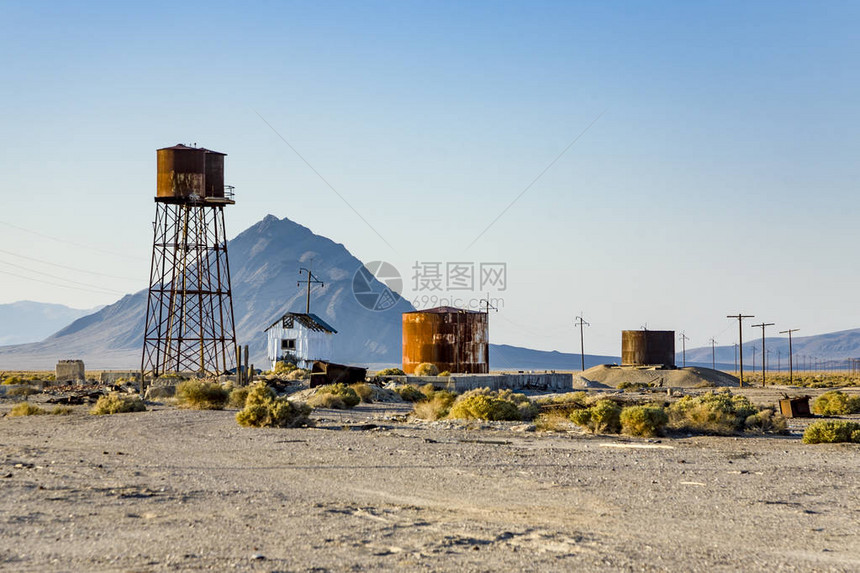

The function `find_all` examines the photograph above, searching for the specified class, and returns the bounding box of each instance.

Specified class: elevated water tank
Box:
[156,144,206,200]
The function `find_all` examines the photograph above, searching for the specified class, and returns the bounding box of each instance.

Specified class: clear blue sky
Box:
[1,1,858,355]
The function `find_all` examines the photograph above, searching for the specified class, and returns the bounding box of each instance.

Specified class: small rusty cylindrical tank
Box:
[622,330,675,367]
[203,149,226,198]
[402,307,489,374]
[157,144,205,199]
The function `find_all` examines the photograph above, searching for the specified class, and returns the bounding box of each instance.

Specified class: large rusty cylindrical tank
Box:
[622,330,675,367]
[402,307,489,374]
[203,149,225,198]
[157,144,206,199]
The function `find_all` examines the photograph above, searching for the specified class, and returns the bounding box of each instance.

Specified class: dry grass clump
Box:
[350,383,374,403]
[412,388,457,420]
[7,386,39,397]
[90,393,146,415]
[50,406,74,416]
[308,383,360,409]
[620,406,669,437]
[569,400,622,433]
[236,382,311,428]
[618,381,654,392]
[376,368,405,377]
[228,386,250,408]
[8,402,46,417]
[175,380,230,410]
[534,411,576,432]
[2,376,23,385]
[414,363,439,377]
[802,420,860,444]
[394,385,425,402]
[438,370,451,377]
[812,391,860,416]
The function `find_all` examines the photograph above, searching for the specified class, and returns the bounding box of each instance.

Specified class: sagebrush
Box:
[175,380,230,410]
[236,382,311,428]
[802,420,860,444]
[90,393,146,415]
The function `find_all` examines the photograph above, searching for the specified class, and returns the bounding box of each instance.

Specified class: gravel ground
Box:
[0,395,858,572]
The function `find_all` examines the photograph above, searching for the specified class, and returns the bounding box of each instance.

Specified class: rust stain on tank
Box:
[622,330,675,367]
[157,144,205,199]
[402,307,489,374]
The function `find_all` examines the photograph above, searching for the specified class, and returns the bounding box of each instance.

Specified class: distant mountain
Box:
[0,215,414,369]
[683,328,860,369]
[490,344,618,371]
[0,301,102,346]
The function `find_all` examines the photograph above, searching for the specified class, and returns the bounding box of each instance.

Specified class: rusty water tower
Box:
[402,307,489,374]
[622,330,675,367]
[141,144,237,377]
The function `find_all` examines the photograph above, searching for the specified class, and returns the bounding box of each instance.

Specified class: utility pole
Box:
[752,345,757,373]
[574,314,590,372]
[479,292,498,315]
[679,332,689,367]
[727,314,754,387]
[298,267,324,314]
[733,343,738,374]
[709,338,717,370]
[751,322,774,386]
[777,349,781,372]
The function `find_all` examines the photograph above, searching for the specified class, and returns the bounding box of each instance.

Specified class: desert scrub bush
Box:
[618,381,653,391]
[412,390,457,420]
[812,391,860,416]
[569,399,622,433]
[90,393,146,415]
[309,384,360,409]
[2,376,22,385]
[228,386,250,408]
[534,412,575,432]
[449,394,520,421]
[667,391,758,435]
[272,361,296,375]
[802,420,860,444]
[350,383,374,403]
[8,402,46,417]
[175,380,229,410]
[414,363,440,377]
[438,370,451,377]
[236,382,311,428]
[49,406,74,416]
[394,384,425,402]
[376,367,405,377]
[7,386,39,397]
[620,406,669,437]
[286,368,309,381]
[535,392,588,409]
[744,408,787,434]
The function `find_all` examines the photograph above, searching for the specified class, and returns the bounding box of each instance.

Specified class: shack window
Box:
[281,338,296,350]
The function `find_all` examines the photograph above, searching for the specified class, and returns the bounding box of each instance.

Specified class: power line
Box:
[0,220,147,261]
[0,248,140,281]
[0,267,123,296]
[0,259,126,294]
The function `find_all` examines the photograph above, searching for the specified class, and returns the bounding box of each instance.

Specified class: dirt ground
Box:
[1,389,858,572]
